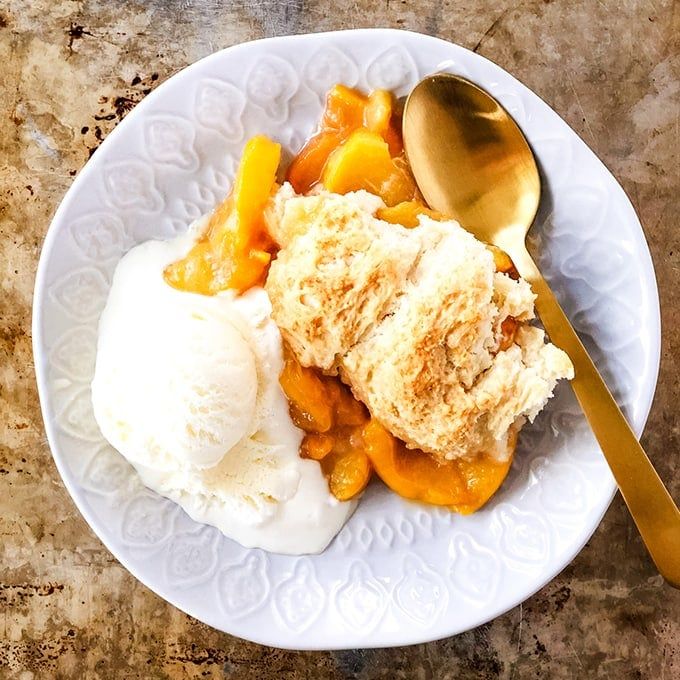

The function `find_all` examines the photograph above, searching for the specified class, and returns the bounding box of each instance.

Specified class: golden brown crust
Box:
[265,186,574,462]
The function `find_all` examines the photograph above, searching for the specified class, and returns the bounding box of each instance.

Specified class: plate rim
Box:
[32,28,662,650]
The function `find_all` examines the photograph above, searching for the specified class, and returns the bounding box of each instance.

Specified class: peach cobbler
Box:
[92,84,573,555]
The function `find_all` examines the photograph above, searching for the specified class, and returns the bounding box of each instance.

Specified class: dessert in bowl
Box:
[33,30,659,647]
[91,84,573,555]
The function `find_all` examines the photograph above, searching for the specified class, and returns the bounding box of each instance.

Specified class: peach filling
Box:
[279,347,372,501]
[286,84,418,205]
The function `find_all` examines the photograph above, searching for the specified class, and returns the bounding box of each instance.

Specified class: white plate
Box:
[32,29,660,649]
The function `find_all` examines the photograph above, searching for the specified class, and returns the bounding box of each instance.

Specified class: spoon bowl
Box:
[404,74,540,246]
[403,73,680,587]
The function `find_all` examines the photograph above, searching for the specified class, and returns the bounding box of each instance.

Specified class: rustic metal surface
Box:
[1,0,678,677]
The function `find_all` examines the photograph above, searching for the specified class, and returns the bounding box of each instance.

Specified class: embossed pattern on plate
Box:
[33,30,660,649]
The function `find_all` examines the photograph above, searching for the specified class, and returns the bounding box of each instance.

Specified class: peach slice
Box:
[327,447,372,501]
[321,128,418,206]
[164,135,281,295]
[287,129,345,195]
[363,419,514,514]
[377,200,444,228]
[279,347,334,433]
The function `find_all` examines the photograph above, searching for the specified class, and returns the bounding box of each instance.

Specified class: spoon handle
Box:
[509,246,680,587]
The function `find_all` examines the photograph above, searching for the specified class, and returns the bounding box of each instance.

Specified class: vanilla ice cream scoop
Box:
[92,235,258,470]
[164,314,257,468]
[91,229,355,554]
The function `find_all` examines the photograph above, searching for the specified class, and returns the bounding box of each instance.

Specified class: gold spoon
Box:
[403,73,680,587]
